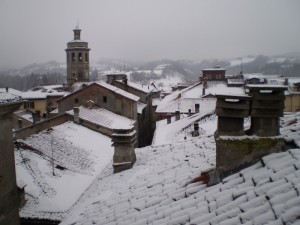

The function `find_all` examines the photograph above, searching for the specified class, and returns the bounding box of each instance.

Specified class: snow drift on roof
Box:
[66,106,135,130]
[0,91,22,104]
[16,122,114,221]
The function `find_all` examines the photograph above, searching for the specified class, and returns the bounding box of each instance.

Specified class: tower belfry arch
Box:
[66,26,90,86]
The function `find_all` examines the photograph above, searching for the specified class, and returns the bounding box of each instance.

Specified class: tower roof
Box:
[73,25,81,31]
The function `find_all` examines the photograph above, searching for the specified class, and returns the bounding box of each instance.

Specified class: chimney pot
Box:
[175,111,180,121]
[73,107,80,124]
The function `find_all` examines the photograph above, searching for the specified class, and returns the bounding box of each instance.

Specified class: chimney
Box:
[73,107,80,124]
[202,88,205,96]
[284,78,288,85]
[5,87,8,93]
[188,109,191,117]
[35,111,41,122]
[195,104,200,113]
[175,111,180,121]
[123,78,128,85]
[18,119,23,129]
[193,122,199,137]
[32,112,37,124]
[167,115,171,124]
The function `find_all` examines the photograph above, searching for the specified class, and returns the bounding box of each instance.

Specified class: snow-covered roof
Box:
[152,97,162,107]
[97,81,140,101]
[16,121,114,221]
[21,85,68,99]
[0,91,22,104]
[59,112,300,225]
[67,82,140,102]
[156,98,216,114]
[202,67,226,71]
[137,102,147,114]
[124,81,156,94]
[0,87,23,96]
[66,106,135,130]
[153,109,216,145]
[14,109,33,122]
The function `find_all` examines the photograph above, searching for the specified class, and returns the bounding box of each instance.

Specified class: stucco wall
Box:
[285,94,300,112]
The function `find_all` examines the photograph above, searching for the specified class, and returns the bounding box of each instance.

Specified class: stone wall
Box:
[58,83,137,120]
[214,86,287,181]
[216,137,286,179]
[0,102,22,225]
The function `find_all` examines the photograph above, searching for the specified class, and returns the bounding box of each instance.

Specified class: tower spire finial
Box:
[76,19,80,30]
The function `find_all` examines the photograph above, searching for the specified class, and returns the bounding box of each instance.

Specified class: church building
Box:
[66,26,90,86]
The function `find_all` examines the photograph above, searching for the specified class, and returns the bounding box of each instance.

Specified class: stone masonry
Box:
[0,100,22,225]
[215,86,287,180]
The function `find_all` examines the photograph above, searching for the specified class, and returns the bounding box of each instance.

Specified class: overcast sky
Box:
[1,0,300,68]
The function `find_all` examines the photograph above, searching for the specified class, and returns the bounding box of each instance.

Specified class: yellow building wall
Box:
[285,94,300,112]
[19,99,47,115]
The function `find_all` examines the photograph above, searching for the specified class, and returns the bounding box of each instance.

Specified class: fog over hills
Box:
[1,53,300,91]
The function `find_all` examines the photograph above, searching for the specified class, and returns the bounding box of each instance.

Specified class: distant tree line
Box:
[0,72,66,91]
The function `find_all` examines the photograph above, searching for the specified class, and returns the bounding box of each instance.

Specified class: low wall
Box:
[14,114,72,139]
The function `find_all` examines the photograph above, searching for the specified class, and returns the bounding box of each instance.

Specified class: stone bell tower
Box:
[66,26,90,86]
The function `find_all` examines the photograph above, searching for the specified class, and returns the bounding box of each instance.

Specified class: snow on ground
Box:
[59,112,300,225]
[16,121,114,221]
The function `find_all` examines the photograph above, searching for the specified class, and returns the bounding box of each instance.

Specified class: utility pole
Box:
[51,137,55,176]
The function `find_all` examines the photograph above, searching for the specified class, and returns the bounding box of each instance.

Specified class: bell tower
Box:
[66,26,90,86]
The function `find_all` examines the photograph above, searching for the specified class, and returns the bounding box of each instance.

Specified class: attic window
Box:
[24,101,35,109]
[103,96,107,103]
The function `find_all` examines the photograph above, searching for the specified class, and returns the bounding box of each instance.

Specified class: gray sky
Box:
[1,0,300,68]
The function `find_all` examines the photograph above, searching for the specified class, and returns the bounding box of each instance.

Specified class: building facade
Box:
[66,26,90,86]
[201,66,226,81]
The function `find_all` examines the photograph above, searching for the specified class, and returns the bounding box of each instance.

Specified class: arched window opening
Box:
[78,52,83,62]
[72,53,75,62]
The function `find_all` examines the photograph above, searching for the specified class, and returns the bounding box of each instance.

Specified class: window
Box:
[24,101,35,109]
[78,52,83,62]
[72,53,75,62]
[103,96,107,103]
[74,98,79,104]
